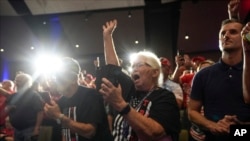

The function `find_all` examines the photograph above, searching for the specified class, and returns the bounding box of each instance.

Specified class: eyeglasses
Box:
[131,62,151,69]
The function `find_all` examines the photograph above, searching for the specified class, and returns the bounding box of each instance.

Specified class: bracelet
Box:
[119,104,131,115]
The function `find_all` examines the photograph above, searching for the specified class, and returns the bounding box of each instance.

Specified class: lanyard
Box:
[133,87,156,110]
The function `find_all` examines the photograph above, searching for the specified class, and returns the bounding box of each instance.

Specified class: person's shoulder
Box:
[150,88,178,103]
[166,79,180,86]
[195,63,217,76]
[78,85,97,93]
[77,86,100,98]
[154,87,175,97]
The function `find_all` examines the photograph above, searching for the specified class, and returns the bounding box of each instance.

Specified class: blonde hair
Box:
[197,59,215,71]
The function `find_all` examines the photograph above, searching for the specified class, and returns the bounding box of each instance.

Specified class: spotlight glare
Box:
[128,66,132,73]
[33,54,62,75]
[129,53,137,64]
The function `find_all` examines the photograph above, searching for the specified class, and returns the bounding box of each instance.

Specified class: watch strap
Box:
[119,104,131,115]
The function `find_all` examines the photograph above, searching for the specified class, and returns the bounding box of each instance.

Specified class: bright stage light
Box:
[33,54,62,75]
[129,53,137,64]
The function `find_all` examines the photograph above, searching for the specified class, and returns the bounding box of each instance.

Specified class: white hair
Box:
[131,51,163,87]
[15,73,33,92]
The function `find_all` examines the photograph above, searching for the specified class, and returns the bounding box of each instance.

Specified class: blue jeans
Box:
[14,127,37,141]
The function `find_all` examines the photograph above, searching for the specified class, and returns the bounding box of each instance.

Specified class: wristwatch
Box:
[119,104,131,115]
[56,113,64,124]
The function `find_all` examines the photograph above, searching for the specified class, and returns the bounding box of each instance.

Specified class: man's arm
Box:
[103,19,120,66]
[170,55,186,83]
[33,111,44,136]
[188,99,232,134]
[44,101,97,139]
[228,0,240,20]
[241,22,250,104]
[59,114,96,139]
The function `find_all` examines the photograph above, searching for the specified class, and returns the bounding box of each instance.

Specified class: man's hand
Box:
[228,0,240,20]
[209,115,238,135]
[44,100,61,119]
[175,55,185,67]
[241,22,250,52]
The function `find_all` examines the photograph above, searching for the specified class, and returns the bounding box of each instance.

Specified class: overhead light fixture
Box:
[0,49,4,52]
[128,10,132,18]
[84,17,88,22]
[185,33,189,40]
[84,12,91,22]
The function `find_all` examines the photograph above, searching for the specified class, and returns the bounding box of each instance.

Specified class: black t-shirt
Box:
[57,86,113,141]
[113,88,181,141]
[6,89,43,130]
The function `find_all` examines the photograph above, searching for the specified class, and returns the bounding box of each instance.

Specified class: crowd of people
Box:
[0,0,249,141]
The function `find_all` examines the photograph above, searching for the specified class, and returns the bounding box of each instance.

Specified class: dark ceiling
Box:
[0,0,249,80]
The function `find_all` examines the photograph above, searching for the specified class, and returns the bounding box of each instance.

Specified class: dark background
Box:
[0,0,249,80]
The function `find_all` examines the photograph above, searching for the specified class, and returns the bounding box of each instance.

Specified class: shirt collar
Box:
[219,58,243,71]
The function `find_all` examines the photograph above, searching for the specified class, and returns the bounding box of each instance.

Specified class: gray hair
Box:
[15,73,33,92]
[130,51,163,87]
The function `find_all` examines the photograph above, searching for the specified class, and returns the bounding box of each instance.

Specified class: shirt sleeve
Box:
[149,90,181,135]
[190,71,205,101]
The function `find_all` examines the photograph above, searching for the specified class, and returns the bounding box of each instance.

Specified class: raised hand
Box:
[103,19,117,36]
[175,55,185,67]
[228,0,240,20]
[241,22,250,52]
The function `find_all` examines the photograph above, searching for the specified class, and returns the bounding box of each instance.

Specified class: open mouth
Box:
[132,74,140,81]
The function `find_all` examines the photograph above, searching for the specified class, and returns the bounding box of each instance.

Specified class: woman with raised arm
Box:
[99,19,180,141]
